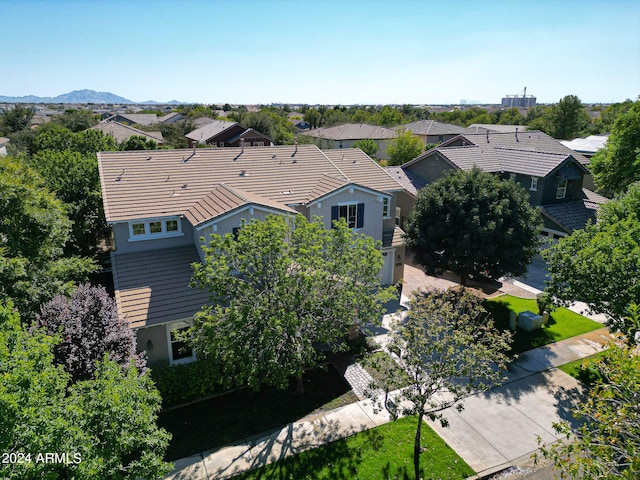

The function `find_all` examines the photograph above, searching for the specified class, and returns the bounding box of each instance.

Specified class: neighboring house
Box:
[98,144,406,366]
[105,113,159,126]
[561,135,608,158]
[401,130,607,239]
[158,112,185,123]
[288,111,310,132]
[0,137,9,156]
[91,121,164,145]
[185,120,274,148]
[393,120,465,146]
[301,123,397,160]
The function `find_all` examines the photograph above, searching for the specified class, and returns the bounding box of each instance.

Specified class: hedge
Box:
[150,358,224,409]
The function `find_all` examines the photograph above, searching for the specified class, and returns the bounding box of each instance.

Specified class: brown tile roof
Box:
[185,120,237,142]
[541,189,609,233]
[184,184,297,227]
[98,145,404,223]
[111,246,211,328]
[382,226,405,248]
[92,121,164,144]
[302,123,397,140]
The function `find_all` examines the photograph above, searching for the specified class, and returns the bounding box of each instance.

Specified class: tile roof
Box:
[184,184,297,227]
[302,123,398,140]
[111,245,211,328]
[382,226,406,248]
[185,120,237,142]
[158,112,184,123]
[98,145,404,223]
[116,113,158,126]
[465,124,529,134]
[92,121,164,144]
[393,120,465,136]
[384,167,428,196]
[541,189,609,233]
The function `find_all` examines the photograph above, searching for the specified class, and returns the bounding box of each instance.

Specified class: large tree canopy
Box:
[190,215,395,393]
[387,129,424,166]
[544,182,640,332]
[0,302,171,480]
[366,289,512,480]
[0,158,97,318]
[405,167,541,284]
[591,100,640,193]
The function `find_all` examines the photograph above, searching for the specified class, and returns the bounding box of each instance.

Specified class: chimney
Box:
[294,137,298,155]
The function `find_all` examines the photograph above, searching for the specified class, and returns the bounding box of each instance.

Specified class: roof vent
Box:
[165,175,170,182]
[146,156,152,161]
[240,169,247,176]
[281,190,292,195]
[181,183,188,189]
[115,169,125,182]
[515,128,519,142]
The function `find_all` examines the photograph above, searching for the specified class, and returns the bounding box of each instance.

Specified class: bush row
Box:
[150,358,223,408]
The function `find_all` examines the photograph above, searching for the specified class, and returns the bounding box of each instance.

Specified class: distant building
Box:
[501,95,536,108]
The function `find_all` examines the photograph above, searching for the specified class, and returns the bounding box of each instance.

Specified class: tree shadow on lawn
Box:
[158,366,358,462]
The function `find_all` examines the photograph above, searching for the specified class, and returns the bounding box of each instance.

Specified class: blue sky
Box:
[2,0,639,104]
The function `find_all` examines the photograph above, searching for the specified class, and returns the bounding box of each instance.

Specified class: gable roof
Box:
[226,127,273,144]
[384,167,429,196]
[302,123,397,141]
[393,120,465,136]
[91,121,164,144]
[158,112,184,123]
[184,183,297,227]
[98,144,404,223]
[185,120,238,142]
[114,113,158,126]
[541,189,609,233]
[465,124,529,134]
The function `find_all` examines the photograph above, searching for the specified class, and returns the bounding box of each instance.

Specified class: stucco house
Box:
[400,130,608,239]
[98,144,406,366]
[185,120,273,148]
[300,123,397,160]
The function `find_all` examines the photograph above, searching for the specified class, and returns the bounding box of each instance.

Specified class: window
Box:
[332,203,364,229]
[218,142,225,147]
[168,321,194,364]
[556,180,568,199]
[128,217,183,240]
[395,207,401,226]
[253,141,264,147]
[382,198,391,218]
[509,173,517,182]
[530,176,538,191]
[132,223,146,235]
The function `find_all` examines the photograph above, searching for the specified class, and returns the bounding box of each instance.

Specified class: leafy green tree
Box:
[34,284,146,383]
[387,129,423,166]
[0,104,34,133]
[303,108,321,129]
[190,215,395,393]
[366,289,511,480]
[52,108,99,132]
[405,167,541,285]
[496,107,525,125]
[373,106,403,127]
[0,157,96,319]
[544,182,640,333]
[590,100,640,193]
[29,149,103,255]
[0,302,171,480]
[538,335,639,479]
[546,95,592,139]
[353,138,379,158]
[121,134,158,151]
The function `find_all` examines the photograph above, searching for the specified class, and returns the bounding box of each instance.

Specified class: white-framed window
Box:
[530,176,538,191]
[167,320,195,365]
[556,179,568,199]
[253,141,264,147]
[128,217,183,241]
[382,197,391,218]
[395,206,401,226]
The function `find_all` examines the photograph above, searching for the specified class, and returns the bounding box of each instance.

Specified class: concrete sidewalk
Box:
[165,327,611,480]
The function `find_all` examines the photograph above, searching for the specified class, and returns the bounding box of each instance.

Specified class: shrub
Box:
[536,292,555,315]
[150,358,224,408]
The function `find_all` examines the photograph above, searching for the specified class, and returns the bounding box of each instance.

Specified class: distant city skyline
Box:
[2,0,639,105]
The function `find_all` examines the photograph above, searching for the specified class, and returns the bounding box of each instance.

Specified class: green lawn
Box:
[232,415,474,480]
[558,350,609,386]
[158,366,358,461]
[484,295,603,354]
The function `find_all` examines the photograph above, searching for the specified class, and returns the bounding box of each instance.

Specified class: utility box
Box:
[518,311,543,331]
[509,311,517,331]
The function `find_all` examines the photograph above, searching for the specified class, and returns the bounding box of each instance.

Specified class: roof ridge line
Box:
[320,150,351,183]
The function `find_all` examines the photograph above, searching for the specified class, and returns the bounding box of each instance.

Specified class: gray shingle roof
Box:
[541,189,609,233]
[92,121,164,144]
[111,245,211,328]
[302,123,397,140]
[393,120,465,136]
[116,113,158,126]
[384,167,428,196]
[98,145,404,223]
[465,124,529,134]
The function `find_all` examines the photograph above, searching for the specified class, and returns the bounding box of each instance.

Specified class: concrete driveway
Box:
[517,254,549,292]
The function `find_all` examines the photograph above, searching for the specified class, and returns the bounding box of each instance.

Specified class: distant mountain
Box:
[0,89,180,104]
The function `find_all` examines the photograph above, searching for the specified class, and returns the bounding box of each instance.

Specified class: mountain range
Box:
[0,89,184,105]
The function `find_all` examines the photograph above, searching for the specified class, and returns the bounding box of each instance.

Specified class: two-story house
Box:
[301,124,398,160]
[98,144,406,366]
[185,120,273,148]
[399,130,608,239]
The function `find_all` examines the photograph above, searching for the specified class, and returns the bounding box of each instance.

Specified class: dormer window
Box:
[128,217,183,241]
[556,180,568,199]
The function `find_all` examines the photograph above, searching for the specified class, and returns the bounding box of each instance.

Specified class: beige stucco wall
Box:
[136,324,169,367]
